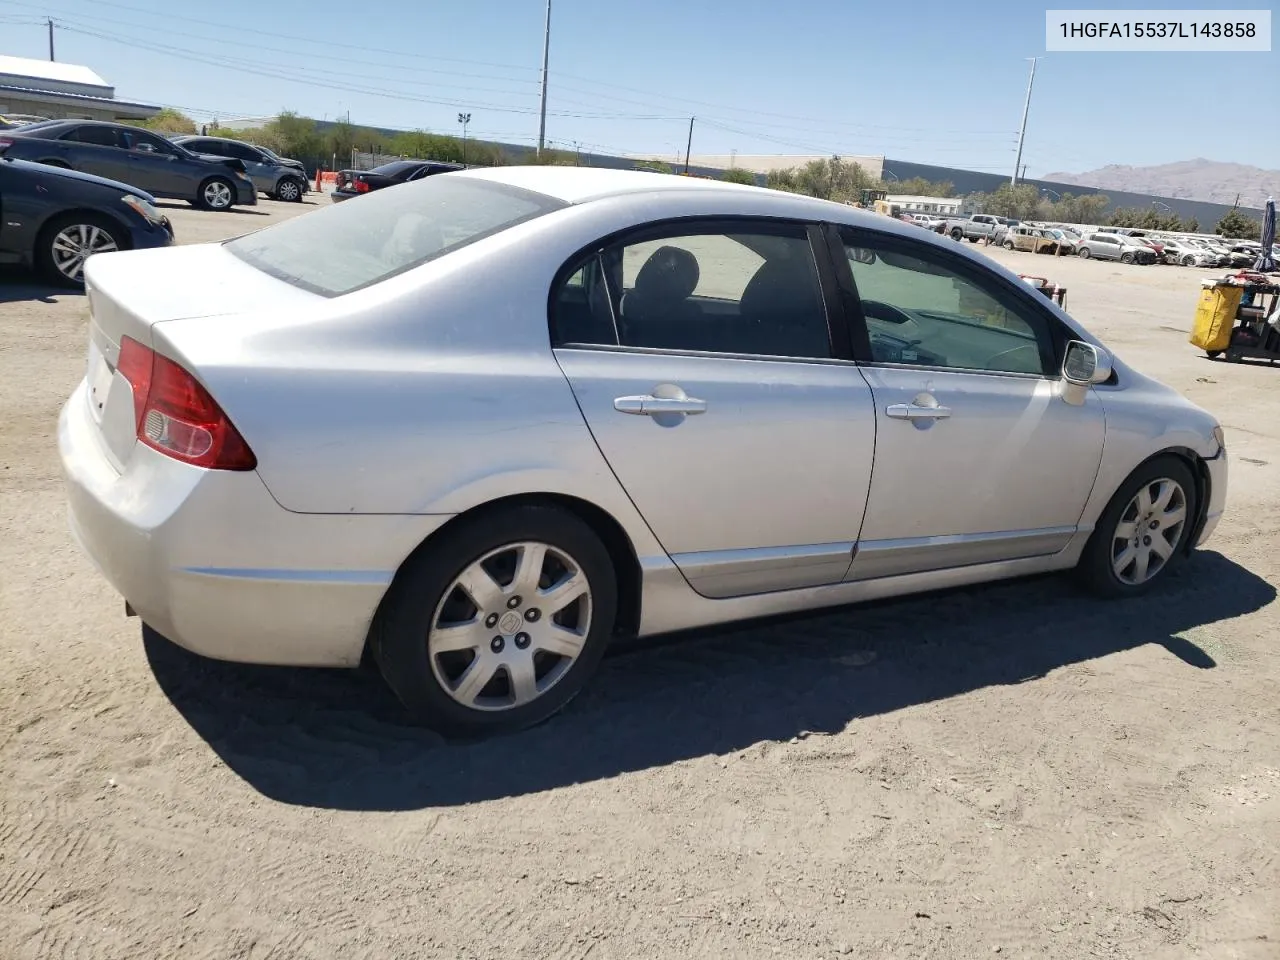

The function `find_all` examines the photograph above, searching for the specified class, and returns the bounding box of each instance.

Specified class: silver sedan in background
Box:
[59,167,1228,736]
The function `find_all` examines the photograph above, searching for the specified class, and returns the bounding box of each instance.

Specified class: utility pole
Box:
[537,0,551,158]
[683,116,694,174]
[47,17,55,61]
[1011,56,1038,188]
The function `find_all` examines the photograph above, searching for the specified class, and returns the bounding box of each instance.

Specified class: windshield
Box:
[226,175,566,297]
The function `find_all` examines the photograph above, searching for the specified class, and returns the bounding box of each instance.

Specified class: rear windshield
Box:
[370,160,423,177]
[225,175,566,297]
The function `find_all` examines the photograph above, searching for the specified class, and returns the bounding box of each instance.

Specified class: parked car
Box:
[1154,237,1215,267]
[58,167,1227,736]
[1130,235,1167,260]
[1076,232,1157,264]
[1184,238,1230,266]
[332,159,463,201]
[1226,244,1259,267]
[1004,225,1074,255]
[943,213,1007,243]
[172,135,309,202]
[0,120,257,211]
[0,155,173,286]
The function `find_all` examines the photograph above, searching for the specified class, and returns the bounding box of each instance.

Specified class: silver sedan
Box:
[59,167,1228,736]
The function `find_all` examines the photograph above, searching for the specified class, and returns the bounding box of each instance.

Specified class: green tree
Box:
[1185,217,1199,232]
[887,176,954,197]
[720,167,758,185]
[980,182,1042,219]
[140,108,196,135]
[635,159,674,174]
[1215,208,1261,240]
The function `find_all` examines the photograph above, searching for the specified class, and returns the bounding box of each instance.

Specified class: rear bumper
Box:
[58,382,450,666]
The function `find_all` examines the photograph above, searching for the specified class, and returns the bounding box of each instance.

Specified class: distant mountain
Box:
[1042,159,1279,208]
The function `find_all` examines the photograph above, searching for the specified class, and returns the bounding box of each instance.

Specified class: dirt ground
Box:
[2,197,1278,960]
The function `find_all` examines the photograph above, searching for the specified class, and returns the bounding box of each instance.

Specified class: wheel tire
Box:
[1207,350,1222,359]
[968,236,980,243]
[35,213,125,288]
[1120,252,1135,264]
[1078,247,1091,259]
[275,178,303,202]
[1004,240,1015,250]
[1182,255,1196,266]
[1075,455,1198,599]
[950,228,964,241]
[371,504,618,737]
[197,177,235,211]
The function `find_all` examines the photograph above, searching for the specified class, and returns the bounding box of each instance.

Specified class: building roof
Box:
[0,82,159,118]
[0,54,110,89]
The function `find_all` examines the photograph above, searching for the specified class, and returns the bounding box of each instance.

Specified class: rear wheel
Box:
[950,228,964,241]
[196,177,235,211]
[36,213,123,287]
[1078,247,1091,259]
[1075,456,1197,598]
[371,504,617,736]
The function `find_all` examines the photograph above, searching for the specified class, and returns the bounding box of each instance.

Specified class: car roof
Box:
[452,164,898,226]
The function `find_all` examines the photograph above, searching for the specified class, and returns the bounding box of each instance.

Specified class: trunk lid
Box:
[81,243,316,470]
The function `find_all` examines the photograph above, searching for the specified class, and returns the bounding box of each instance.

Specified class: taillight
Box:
[354,179,370,193]
[0,137,13,152]
[116,336,257,471]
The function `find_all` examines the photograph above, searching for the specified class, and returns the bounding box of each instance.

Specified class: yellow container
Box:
[1189,285,1242,353]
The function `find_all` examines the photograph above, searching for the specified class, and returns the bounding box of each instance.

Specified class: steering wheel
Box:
[860,299,913,325]
[984,344,1042,373]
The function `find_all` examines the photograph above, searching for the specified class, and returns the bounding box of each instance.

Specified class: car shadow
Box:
[0,267,74,303]
[154,201,269,216]
[145,551,1274,811]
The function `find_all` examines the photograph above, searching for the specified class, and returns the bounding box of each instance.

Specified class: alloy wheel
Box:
[277,180,300,201]
[204,181,232,209]
[427,541,593,712]
[1110,477,1188,586]
[51,223,118,282]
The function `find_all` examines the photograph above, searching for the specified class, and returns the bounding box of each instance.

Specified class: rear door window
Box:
[64,126,121,148]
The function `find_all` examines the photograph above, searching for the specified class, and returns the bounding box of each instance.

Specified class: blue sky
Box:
[1,0,1276,176]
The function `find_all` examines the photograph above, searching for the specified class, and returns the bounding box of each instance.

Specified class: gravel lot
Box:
[2,196,1278,960]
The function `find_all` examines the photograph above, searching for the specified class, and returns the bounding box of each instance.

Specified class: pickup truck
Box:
[941,213,1017,242]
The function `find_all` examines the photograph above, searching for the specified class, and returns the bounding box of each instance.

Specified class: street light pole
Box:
[458,113,471,165]
[537,0,551,158]
[683,116,694,174]
[1011,57,1038,188]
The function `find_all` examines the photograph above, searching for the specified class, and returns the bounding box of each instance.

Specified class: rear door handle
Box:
[886,402,951,420]
[614,395,707,416]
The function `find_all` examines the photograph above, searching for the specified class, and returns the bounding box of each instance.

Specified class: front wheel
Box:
[275,178,303,202]
[950,228,964,241]
[1075,456,1198,598]
[371,504,617,736]
[1003,240,1015,250]
[36,213,124,287]
[197,177,235,211]
[1120,252,1135,264]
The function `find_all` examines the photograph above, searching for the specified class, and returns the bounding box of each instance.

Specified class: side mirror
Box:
[1061,340,1113,404]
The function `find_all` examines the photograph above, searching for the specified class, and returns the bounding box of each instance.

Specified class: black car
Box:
[332,159,463,201]
[0,155,174,286]
[0,120,257,211]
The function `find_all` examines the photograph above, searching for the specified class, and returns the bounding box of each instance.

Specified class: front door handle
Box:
[614,395,707,416]
[886,402,952,421]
